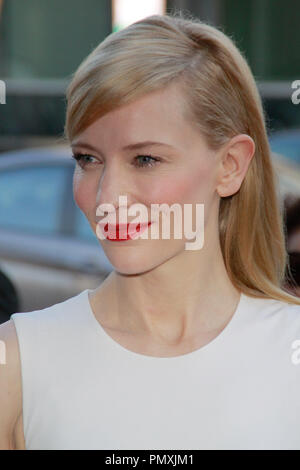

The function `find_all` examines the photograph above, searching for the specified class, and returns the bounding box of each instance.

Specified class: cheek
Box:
[154,179,190,205]
[142,166,215,235]
[145,168,213,206]
[73,172,95,214]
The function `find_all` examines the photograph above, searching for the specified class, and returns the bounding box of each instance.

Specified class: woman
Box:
[1,12,300,451]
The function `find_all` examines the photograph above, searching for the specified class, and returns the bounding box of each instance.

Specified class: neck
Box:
[94,239,240,346]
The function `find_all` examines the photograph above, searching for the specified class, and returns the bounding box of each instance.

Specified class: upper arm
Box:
[0,319,23,450]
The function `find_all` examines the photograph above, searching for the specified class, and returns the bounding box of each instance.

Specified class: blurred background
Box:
[0,0,299,322]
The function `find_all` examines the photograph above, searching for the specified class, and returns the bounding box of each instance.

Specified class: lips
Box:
[98,222,152,241]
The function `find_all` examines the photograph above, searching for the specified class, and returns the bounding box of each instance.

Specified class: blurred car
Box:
[272,152,300,198]
[0,144,299,313]
[269,128,300,165]
[269,128,300,197]
[0,146,113,313]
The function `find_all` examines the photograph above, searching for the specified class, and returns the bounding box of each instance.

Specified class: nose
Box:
[95,160,132,217]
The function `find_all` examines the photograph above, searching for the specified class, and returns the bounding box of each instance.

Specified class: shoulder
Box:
[273,299,300,336]
[0,319,21,393]
[10,289,90,363]
[0,320,22,449]
[236,295,300,376]
[243,293,300,319]
[11,289,88,331]
[242,293,300,341]
[262,296,300,322]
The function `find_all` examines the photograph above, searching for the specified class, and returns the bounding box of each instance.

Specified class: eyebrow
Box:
[70,140,175,153]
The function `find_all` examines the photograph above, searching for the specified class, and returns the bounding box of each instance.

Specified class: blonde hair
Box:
[64,11,300,305]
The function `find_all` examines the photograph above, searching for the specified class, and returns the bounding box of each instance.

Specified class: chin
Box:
[111,261,158,277]
[101,247,149,273]
[101,237,185,276]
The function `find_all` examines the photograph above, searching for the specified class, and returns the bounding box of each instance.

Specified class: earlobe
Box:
[216,134,255,198]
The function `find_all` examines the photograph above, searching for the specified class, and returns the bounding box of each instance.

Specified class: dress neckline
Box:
[82,288,246,362]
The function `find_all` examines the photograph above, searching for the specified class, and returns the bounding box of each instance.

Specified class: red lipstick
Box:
[99,222,152,241]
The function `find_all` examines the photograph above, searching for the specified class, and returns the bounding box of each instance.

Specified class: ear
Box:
[216,134,255,198]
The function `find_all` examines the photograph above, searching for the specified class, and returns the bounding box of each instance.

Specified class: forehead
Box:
[74,84,207,153]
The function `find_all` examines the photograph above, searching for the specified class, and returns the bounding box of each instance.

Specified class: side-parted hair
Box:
[64,11,300,305]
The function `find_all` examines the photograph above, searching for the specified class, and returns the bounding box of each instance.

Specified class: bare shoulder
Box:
[0,319,25,450]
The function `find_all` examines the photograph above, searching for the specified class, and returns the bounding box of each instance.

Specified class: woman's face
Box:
[71,84,221,274]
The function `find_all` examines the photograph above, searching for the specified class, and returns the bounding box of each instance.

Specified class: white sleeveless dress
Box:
[11,289,300,450]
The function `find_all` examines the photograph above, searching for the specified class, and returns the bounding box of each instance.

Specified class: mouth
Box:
[98,222,152,241]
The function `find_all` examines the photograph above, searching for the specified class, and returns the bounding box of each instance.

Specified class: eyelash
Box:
[71,153,160,169]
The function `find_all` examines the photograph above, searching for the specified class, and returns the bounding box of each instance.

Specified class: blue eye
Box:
[71,153,97,167]
[133,155,160,168]
[71,152,160,169]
